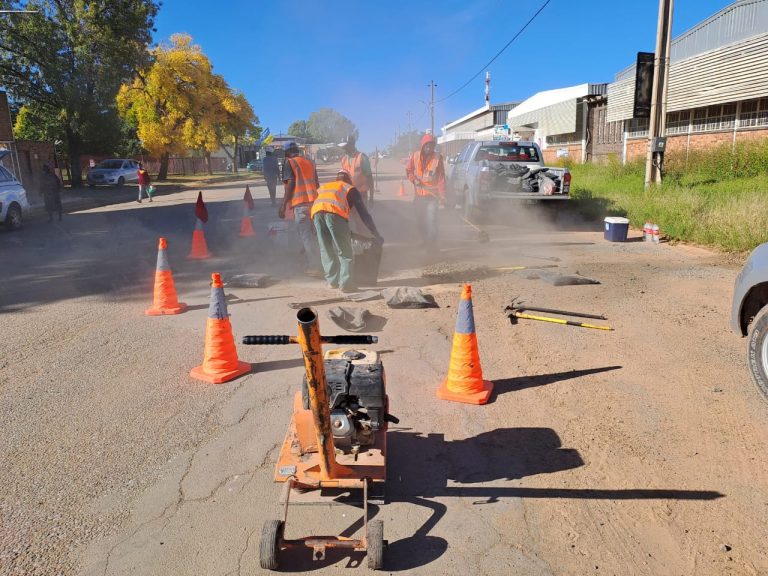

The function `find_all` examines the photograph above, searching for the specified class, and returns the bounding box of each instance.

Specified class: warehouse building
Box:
[438,102,519,157]
[608,0,768,163]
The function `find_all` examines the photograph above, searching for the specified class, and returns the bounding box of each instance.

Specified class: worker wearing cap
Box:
[311,169,382,292]
[280,142,322,276]
[340,136,374,203]
[406,133,446,252]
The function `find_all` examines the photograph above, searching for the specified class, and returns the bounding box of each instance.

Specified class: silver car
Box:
[0,150,30,230]
[87,159,139,187]
[731,243,768,402]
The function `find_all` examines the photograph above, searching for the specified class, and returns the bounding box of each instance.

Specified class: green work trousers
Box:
[314,211,353,289]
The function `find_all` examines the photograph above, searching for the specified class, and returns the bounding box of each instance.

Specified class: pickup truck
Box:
[449,140,571,220]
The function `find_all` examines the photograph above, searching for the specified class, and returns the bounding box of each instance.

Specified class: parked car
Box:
[449,140,571,220]
[246,159,264,172]
[0,151,30,230]
[732,243,768,402]
[87,159,140,187]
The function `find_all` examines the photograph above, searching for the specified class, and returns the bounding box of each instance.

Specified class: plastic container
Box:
[604,217,630,242]
[643,221,652,242]
[651,223,660,244]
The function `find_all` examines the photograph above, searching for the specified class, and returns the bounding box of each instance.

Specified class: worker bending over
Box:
[406,133,445,253]
[311,169,382,292]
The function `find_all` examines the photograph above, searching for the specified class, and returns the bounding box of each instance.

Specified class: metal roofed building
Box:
[607,0,768,162]
[438,102,519,157]
[505,83,608,164]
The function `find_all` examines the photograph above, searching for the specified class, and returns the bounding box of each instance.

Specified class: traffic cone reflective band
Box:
[398,179,406,197]
[239,186,256,237]
[437,284,493,405]
[145,238,187,316]
[190,273,251,384]
[188,218,211,259]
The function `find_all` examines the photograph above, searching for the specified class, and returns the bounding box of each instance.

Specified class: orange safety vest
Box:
[311,181,353,220]
[412,150,441,197]
[341,153,369,193]
[287,157,318,207]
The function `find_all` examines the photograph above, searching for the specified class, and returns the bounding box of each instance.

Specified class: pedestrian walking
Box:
[311,170,382,292]
[40,164,62,222]
[137,162,152,203]
[263,147,279,206]
[406,134,446,253]
[279,142,323,277]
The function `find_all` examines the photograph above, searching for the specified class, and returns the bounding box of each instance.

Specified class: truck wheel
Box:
[5,203,22,230]
[367,520,384,570]
[259,519,284,570]
[747,305,768,404]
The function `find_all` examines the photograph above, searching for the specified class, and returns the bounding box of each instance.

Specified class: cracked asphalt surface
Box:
[2,160,768,575]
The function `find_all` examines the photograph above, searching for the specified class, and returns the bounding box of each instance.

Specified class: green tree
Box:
[288,119,313,142]
[307,108,357,144]
[387,130,423,157]
[0,0,159,184]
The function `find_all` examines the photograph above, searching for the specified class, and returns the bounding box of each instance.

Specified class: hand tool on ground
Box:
[506,309,614,331]
[460,216,490,243]
[242,309,397,570]
[506,298,607,320]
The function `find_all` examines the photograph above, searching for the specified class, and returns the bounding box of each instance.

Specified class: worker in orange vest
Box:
[311,169,382,292]
[406,133,446,253]
[279,142,322,276]
[340,136,374,203]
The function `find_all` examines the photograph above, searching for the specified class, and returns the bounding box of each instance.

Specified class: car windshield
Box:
[96,160,125,169]
[476,144,539,163]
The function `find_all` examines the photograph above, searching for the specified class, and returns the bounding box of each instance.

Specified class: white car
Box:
[86,158,140,187]
[0,151,30,230]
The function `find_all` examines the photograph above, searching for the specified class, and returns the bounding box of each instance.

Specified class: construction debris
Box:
[382,287,438,309]
[525,271,601,286]
[225,273,273,288]
[422,262,558,283]
[326,306,370,332]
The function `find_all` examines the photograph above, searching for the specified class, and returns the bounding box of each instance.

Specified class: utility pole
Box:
[428,80,437,135]
[406,110,413,152]
[644,0,674,187]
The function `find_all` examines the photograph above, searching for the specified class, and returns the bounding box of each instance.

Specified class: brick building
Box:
[608,0,768,163]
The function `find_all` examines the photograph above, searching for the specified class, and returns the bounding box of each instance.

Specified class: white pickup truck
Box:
[449,140,571,220]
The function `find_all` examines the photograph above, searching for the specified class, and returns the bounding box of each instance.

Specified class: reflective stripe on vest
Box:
[413,151,441,197]
[288,157,318,207]
[310,181,352,220]
[341,153,369,193]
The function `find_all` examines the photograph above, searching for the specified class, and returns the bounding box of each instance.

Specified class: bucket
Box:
[351,233,383,286]
[604,217,629,242]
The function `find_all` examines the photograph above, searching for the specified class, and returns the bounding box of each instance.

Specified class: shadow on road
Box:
[491,365,623,399]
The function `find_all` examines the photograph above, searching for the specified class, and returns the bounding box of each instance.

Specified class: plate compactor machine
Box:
[242,307,398,570]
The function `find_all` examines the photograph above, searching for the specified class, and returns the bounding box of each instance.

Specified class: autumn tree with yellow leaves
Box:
[117,34,258,180]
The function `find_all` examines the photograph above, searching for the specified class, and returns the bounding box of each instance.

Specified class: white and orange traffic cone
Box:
[145,238,187,315]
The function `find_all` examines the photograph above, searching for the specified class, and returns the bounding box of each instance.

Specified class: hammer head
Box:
[503,298,522,324]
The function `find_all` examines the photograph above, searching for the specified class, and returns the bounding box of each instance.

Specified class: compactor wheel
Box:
[259,519,284,570]
[367,520,384,570]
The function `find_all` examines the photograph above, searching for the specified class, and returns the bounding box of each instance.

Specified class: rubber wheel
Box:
[117,176,125,187]
[367,520,384,570]
[5,203,22,230]
[747,305,768,403]
[259,519,284,570]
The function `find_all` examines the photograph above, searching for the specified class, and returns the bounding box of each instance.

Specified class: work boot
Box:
[136,199,142,203]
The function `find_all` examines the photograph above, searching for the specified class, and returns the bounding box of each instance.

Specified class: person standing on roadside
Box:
[279,142,322,277]
[41,164,63,222]
[340,136,374,203]
[406,133,446,253]
[311,169,382,292]
[262,147,279,206]
[137,162,152,203]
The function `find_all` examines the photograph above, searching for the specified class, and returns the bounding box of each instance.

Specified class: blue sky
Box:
[155,0,730,151]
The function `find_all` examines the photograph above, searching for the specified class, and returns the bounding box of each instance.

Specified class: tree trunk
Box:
[205,151,213,175]
[66,127,82,187]
[233,136,239,173]
[158,152,169,181]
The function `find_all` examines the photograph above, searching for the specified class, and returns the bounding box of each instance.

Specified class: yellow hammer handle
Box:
[513,311,614,331]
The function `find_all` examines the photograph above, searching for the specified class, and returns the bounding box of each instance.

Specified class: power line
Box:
[436,0,552,104]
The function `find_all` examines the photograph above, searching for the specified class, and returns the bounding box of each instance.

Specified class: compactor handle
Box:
[242,335,379,345]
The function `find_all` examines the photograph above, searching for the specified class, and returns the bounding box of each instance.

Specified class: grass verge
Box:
[565,144,768,252]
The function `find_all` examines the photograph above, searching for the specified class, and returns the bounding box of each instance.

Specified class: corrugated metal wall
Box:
[609,31,768,121]
[508,100,578,134]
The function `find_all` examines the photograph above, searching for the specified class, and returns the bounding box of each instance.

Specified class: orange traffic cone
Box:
[436,285,493,404]
[239,185,256,237]
[145,238,187,316]
[188,192,211,259]
[190,273,251,384]
[398,179,406,197]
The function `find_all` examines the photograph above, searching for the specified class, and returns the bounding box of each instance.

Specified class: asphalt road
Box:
[2,161,768,575]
